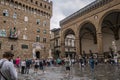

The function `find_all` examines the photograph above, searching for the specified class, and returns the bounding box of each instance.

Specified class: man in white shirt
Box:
[0,51,17,80]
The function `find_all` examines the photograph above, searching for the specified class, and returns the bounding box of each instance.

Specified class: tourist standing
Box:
[21,60,26,74]
[39,59,44,73]
[25,59,31,74]
[15,56,20,67]
[15,56,21,72]
[89,56,95,72]
[0,51,17,80]
[65,57,71,77]
[34,58,39,73]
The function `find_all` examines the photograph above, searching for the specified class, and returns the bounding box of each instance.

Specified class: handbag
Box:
[0,60,8,80]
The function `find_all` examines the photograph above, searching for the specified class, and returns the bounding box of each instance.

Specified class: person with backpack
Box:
[0,51,17,80]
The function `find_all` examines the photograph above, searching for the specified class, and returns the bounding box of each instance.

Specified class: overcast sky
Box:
[50,0,95,29]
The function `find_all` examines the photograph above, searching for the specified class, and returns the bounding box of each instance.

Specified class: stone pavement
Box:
[18,66,80,80]
[18,63,120,80]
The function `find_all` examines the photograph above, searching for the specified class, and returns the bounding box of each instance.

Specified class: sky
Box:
[50,0,95,30]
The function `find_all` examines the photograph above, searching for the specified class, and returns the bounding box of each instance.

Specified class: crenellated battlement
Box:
[0,0,52,18]
[43,0,53,4]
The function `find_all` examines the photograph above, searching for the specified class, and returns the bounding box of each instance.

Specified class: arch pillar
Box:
[61,40,65,57]
[96,26,104,58]
[75,35,80,56]
[61,31,65,58]
[74,24,81,57]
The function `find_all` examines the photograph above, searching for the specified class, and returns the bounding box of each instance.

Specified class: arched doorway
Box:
[79,22,97,58]
[35,51,40,59]
[32,42,43,59]
[101,11,120,58]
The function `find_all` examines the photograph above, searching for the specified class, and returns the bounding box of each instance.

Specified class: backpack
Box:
[0,60,8,80]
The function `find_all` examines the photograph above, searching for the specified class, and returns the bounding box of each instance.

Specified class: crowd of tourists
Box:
[10,57,66,74]
[0,51,120,80]
[12,55,98,76]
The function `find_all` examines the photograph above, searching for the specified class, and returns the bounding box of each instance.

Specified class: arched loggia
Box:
[63,28,76,59]
[79,22,97,57]
[101,11,120,58]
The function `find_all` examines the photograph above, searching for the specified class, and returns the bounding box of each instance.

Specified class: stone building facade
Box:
[50,28,61,58]
[50,28,76,59]
[60,0,120,59]
[0,0,52,59]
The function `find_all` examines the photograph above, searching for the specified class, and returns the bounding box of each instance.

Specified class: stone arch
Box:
[77,20,96,33]
[62,28,76,58]
[79,21,97,57]
[99,9,120,32]
[32,42,43,59]
[63,28,75,39]
[33,48,41,59]
[100,9,120,58]
[79,21,97,44]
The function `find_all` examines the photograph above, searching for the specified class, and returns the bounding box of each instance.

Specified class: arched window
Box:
[43,20,47,26]
[36,19,40,25]
[3,10,9,16]
[36,35,40,42]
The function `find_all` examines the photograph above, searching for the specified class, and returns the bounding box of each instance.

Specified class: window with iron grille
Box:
[21,44,28,49]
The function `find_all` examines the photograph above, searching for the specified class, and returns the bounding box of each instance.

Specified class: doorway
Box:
[36,51,40,59]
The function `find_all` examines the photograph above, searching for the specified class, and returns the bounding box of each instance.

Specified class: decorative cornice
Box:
[51,28,61,32]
